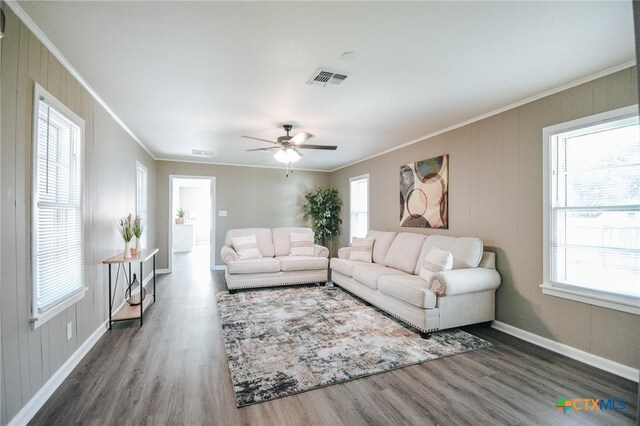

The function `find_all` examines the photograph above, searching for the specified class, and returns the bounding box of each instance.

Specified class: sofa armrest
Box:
[432,268,501,296]
[221,245,239,264]
[337,247,351,259]
[313,244,329,258]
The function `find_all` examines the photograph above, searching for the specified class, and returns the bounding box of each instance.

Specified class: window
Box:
[542,105,640,315]
[32,84,86,328]
[349,175,369,243]
[136,162,148,249]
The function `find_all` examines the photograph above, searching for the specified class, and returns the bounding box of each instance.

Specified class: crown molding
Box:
[156,157,330,173]
[330,60,637,173]
[5,0,157,160]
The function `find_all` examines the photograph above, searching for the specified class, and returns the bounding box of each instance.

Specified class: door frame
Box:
[168,174,216,272]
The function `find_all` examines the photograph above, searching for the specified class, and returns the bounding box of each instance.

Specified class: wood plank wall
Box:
[0,7,156,424]
[330,67,640,370]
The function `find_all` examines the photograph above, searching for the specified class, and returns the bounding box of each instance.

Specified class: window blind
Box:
[34,98,84,313]
[350,176,369,242]
[551,116,640,298]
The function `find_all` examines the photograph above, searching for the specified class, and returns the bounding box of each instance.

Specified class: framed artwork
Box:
[400,154,448,229]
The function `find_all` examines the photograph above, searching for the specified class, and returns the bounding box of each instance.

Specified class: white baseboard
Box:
[491,321,639,382]
[213,265,226,271]
[8,320,109,426]
[156,268,170,274]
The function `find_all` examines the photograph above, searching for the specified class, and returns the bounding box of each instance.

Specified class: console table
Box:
[102,248,158,329]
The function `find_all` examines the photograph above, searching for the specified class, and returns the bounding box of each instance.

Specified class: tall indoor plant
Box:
[303,187,342,248]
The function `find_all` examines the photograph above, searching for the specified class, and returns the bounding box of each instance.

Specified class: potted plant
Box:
[118,214,135,259]
[303,187,342,249]
[132,215,144,256]
[175,208,186,224]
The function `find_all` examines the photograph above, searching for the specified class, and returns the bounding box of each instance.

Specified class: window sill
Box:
[31,287,88,329]
[540,284,639,315]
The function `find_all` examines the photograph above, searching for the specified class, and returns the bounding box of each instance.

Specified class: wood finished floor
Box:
[30,248,638,425]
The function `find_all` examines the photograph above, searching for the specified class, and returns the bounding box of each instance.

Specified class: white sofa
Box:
[330,230,501,336]
[221,227,329,291]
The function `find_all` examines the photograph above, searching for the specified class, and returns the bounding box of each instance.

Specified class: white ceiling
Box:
[18,1,636,171]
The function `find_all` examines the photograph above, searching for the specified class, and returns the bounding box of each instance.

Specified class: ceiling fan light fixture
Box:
[274,148,301,164]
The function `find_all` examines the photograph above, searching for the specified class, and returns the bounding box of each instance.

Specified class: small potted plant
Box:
[132,215,144,256]
[118,214,135,258]
[175,208,186,224]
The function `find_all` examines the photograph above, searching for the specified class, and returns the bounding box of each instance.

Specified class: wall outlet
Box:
[218,210,227,217]
[66,322,73,341]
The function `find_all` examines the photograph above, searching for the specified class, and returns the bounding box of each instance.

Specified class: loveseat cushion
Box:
[352,264,408,290]
[378,275,437,309]
[414,235,484,274]
[278,256,328,272]
[227,258,281,274]
[225,228,275,258]
[330,258,361,277]
[366,230,397,264]
[273,227,314,256]
[384,232,426,274]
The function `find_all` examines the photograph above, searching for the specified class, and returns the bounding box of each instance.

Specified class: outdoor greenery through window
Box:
[350,175,369,243]
[549,112,639,299]
[32,84,85,325]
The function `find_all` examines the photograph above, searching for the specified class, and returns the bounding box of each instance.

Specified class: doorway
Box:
[169,176,215,272]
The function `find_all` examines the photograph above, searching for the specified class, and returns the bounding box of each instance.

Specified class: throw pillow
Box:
[290,232,315,256]
[419,246,453,283]
[230,234,262,260]
[349,237,374,262]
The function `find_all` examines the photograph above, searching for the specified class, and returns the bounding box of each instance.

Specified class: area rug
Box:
[216,286,490,407]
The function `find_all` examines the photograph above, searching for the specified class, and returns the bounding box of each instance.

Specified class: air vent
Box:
[192,149,214,157]
[306,68,349,88]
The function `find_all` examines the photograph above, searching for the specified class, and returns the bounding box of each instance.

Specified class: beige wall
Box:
[330,67,640,369]
[155,161,330,268]
[0,7,156,424]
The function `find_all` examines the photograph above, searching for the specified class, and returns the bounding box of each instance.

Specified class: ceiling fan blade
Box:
[246,146,279,152]
[242,135,279,145]
[291,131,313,144]
[296,144,337,150]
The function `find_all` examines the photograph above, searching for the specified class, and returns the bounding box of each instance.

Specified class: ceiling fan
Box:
[242,124,337,164]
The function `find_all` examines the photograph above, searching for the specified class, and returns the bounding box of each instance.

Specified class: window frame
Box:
[541,104,640,315]
[349,174,369,244]
[30,83,87,329]
[136,161,148,249]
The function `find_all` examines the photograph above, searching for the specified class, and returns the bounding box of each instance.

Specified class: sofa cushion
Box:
[378,275,437,309]
[289,232,315,256]
[366,230,397,264]
[226,228,275,258]
[384,232,426,274]
[352,264,408,290]
[229,234,262,260]
[278,256,328,272]
[414,235,484,273]
[419,247,453,281]
[273,227,313,256]
[227,257,281,274]
[349,237,374,262]
[330,258,362,277]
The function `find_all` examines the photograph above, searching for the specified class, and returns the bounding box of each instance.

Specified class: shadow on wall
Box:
[488,245,552,339]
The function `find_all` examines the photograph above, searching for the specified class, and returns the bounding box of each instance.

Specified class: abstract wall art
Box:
[400,154,449,229]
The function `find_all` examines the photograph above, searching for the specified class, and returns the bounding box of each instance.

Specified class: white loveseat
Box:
[330,231,501,336]
[221,227,329,291]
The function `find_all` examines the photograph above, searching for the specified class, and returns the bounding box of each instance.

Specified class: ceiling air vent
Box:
[306,68,349,88]
[192,149,214,157]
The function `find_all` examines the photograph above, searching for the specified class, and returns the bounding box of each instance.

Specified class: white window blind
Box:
[33,87,84,321]
[350,175,369,243]
[136,162,148,249]
[550,114,640,299]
